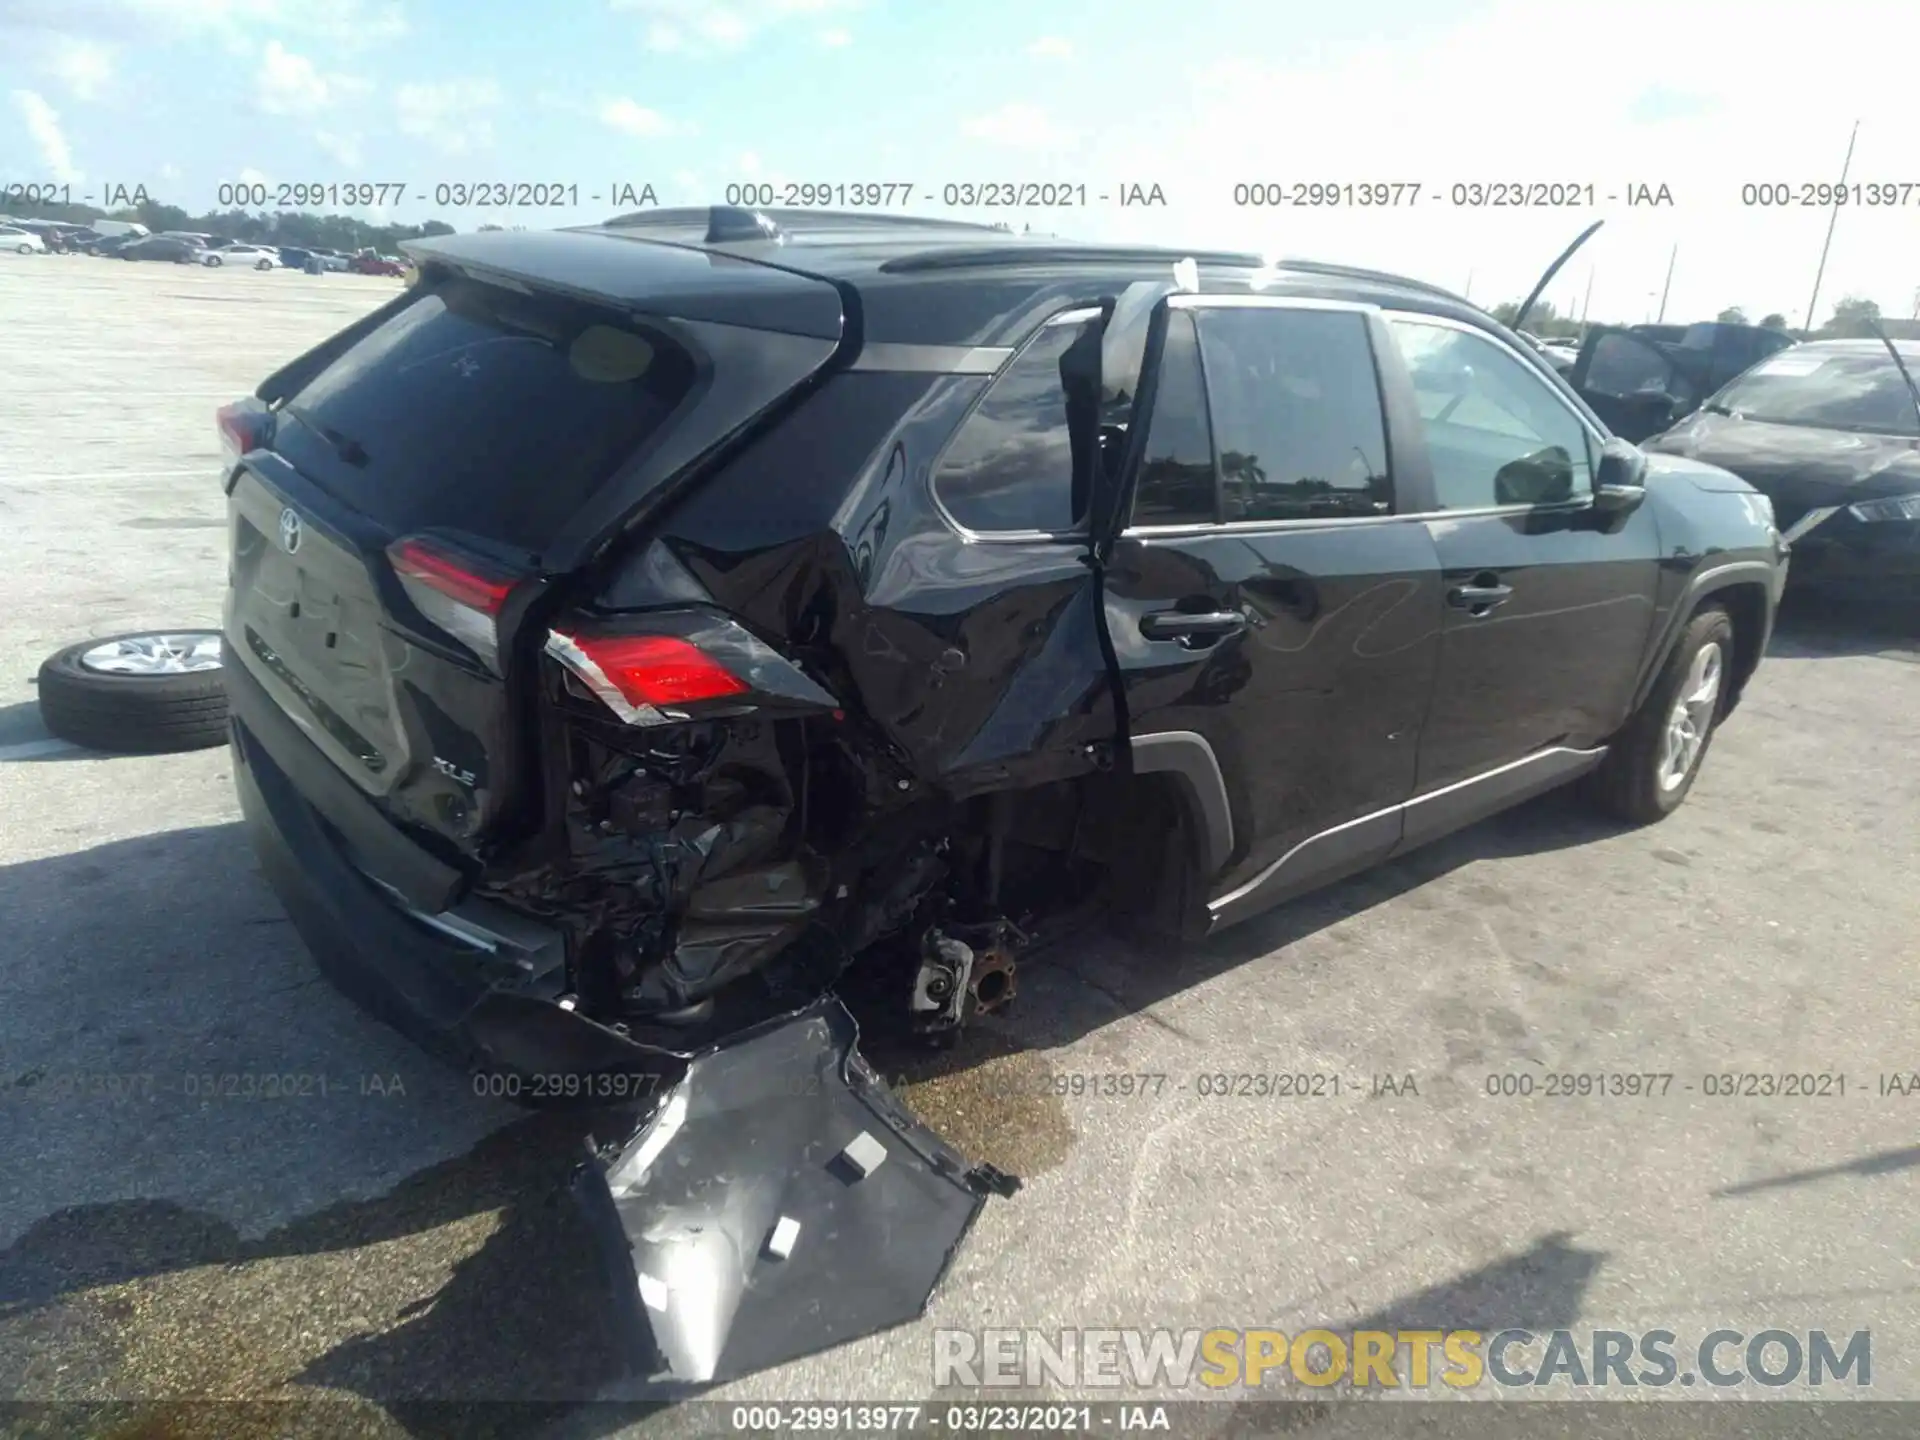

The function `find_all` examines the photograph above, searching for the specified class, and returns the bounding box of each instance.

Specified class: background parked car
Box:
[120,236,202,263]
[0,224,47,254]
[1643,338,1920,592]
[87,219,149,240]
[347,250,405,276]
[204,243,281,270]
[1564,321,1798,441]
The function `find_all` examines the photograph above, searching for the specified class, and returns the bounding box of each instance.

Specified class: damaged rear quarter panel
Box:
[633,370,1122,799]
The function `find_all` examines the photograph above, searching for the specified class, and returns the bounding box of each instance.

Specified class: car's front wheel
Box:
[206,254,223,266]
[15,243,31,254]
[1582,604,1733,823]
[256,258,272,270]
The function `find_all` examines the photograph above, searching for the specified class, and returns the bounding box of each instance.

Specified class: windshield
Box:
[1711,348,1920,436]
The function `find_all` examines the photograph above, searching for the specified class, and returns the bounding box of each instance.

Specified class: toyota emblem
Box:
[278,507,303,554]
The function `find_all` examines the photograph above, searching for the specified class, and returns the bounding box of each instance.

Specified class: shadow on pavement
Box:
[1767,585,1920,660]
[1713,1143,1920,1198]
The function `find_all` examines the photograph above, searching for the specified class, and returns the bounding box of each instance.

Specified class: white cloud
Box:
[959,103,1075,149]
[238,166,269,186]
[256,41,335,115]
[818,26,851,46]
[314,129,362,167]
[1026,35,1071,59]
[600,98,677,138]
[395,78,501,155]
[159,161,181,180]
[45,40,114,100]
[611,0,861,54]
[738,151,762,178]
[11,89,81,183]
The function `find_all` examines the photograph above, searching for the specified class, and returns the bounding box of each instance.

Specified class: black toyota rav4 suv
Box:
[217,207,1785,1385]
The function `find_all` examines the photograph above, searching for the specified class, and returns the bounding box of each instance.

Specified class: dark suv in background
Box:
[215,207,1785,1386]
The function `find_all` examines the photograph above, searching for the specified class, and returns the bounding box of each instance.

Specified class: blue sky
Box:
[4,0,1918,325]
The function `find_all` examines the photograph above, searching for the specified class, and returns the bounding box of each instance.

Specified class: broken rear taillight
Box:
[387,535,523,672]
[544,631,748,726]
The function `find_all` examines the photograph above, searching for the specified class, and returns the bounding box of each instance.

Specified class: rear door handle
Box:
[1446,576,1514,614]
[1140,609,1248,644]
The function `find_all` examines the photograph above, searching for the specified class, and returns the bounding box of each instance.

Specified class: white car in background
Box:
[203,242,281,270]
[0,224,48,254]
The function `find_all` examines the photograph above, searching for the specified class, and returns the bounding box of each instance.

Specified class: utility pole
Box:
[1804,119,1860,334]
[1656,244,1677,323]
[1464,269,1474,302]
[1581,268,1594,325]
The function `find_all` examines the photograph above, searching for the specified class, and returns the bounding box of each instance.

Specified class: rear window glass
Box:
[1709,349,1920,435]
[275,276,696,551]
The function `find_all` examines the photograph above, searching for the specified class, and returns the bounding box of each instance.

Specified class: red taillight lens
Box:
[216,398,274,479]
[545,631,747,724]
[582,636,748,705]
[386,536,523,672]
[388,537,515,615]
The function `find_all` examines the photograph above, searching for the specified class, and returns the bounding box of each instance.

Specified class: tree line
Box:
[1,193,456,253]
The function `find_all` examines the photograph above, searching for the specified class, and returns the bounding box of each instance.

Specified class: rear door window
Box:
[274,275,696,552]
[1192,306,1393,521]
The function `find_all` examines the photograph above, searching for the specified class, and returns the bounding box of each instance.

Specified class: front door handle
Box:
[1446,575,1514,614]
[1140,609,1248,644]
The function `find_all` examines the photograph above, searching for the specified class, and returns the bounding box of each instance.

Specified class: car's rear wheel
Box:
[1582,604,1733,823]
[37,631,229,754]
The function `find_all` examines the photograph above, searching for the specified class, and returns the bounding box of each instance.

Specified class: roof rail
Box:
[881,244,1264,274]
[599,205,1012,242]
[1275,258,1463,301]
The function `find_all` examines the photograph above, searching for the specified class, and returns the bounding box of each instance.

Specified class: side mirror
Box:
[1592,440,1648,521]
[1494,447,1576,506]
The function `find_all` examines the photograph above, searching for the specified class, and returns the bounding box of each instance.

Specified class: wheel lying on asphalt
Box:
[36,631,229,753]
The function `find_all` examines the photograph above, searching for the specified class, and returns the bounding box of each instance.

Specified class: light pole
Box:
[1656,244,1677,324]
[1804,119,1860,334]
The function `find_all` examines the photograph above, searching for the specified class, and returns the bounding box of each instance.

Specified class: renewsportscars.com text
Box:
[933,1327,1873,1391]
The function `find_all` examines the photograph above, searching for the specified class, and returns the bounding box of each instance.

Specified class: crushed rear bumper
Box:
[231,695,1018,1386]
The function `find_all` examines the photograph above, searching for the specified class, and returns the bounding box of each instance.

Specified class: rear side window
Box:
[1193,307,1392,522]
[933,316,1097,534]
[275,276,696,551]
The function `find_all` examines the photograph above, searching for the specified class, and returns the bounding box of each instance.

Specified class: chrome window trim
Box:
[849,343,1013,375]
[1122,497,1598,541]
[1168,293,1381,316]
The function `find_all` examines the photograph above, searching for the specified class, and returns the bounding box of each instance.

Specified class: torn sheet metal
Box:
[575,996,1017,1388]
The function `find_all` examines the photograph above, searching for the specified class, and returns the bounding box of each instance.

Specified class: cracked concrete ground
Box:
[1,255,1917,1439]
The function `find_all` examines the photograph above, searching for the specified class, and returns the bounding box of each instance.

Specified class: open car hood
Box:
[574,997,1018,1389]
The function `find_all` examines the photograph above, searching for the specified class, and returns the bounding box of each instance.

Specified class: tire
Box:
[1582,604,1734,824]
[37,631,229,754]
[206,254,223,266]
[16,243,31,255]
[256,258,272,270]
